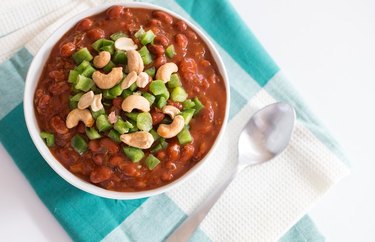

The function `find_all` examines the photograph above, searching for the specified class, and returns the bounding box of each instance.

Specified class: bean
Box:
[121,163,138,177]
[175,34,188,49]
[151,110,165,125]
[100,138,119,154]
[76,18,93,31]
[180,144,195,163]
[48,70,65,81]
[112,97,123,110]
[179,58,197,81]
[149,18,162,27]
[76,122,86,134]
[106,5,124,19]
[200,60,211,68]
[87,28,105,40]
[155,150,166,160]
[88,140,100,152]
[109,155,125,166]
[152,11,173,25]
[185,30,198,40]
[49,81,70,95]
[201,78,210,90]
[90,166,112,183]
[196,142,208,159]
[150,26,161,35]
[153,55,167,68]
[161,172,173,182]
[167,143,180,162]
[92,154,104,165]
[134,180,146,189]
[154,35,169,47]
[69,163,83,174]
[175,20,187,31]
[165,161,177,171]
[123,8,133,18]
[208,74,217,84]
[36,94,50,114]
[50,116,68,134]
[60,42,76,57]
[148,44,165,55]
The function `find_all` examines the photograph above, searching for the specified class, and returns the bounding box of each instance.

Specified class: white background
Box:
[1,0,374,241]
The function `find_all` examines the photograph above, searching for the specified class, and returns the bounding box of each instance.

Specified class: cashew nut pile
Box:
[43,25,206,171]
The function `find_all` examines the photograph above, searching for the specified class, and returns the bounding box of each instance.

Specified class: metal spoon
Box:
[166,102,296,242]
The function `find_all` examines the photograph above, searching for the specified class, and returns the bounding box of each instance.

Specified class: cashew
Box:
[120,71,138,89]
[66,109,94,129]
[120,131,154,149]
[77,91,94,110]
[162,105,180,119]
[115,37,138,51]
[93,51,111,68]
[122,94,150,112]
[92,67,123,89]
[136,72,150,88]
[157,115,185,138]
[91,94,103,112]
[155,62,178,83]
[127,50,144,74]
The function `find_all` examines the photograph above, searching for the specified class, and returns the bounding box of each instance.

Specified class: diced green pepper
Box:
[108,129,121,142]
[177,126,193,145]
[110,31,128,41]
[114,117,133,134]
[123,147,145,163]
[68,70,79,84]
[74,60,91,73]
[134,27,145,40]
[96,114,112,132]
[69,93,84,109]
[144,154,160,170]
[92,39,114,52]
[85,127,101,140]
[129,82,138,92]
[40,131,54,147]
[150,138,168,153]
[142,92,155,105]
[125,112,139,121]
[193,97,204,114]
[144,66,156,78]
[75,75,94,92]
[141,30,155,45]
[103,84,122,99]
[136,112,152,131]
[100,45,114,55]
[171,86,188,102]
[121,89,133,98]
[149,129,160,141]
[182,99,195,110]
[91,108,105,119]
[150,80,169,99]
[165,44,176,58]
[138,46,153,65]
[103,61,116,73]
[71,134,88,155]
[156,96,167,109]
[81,65,96,78]
[90,85,101,94]
[181,109,195,125]
[72,48,93,64]
[112,50,127,64]
[167,73,182,89]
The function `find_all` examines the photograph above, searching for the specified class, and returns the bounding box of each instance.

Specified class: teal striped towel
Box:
[0,0,350,241]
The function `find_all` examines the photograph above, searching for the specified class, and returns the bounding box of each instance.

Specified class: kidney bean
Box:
[55,132,71,147]
[49,82,70,95]
[92,154,104,166]
[149,18,162,27]
[152,11,173,25]
[200,60,211,68]
[195,142,208,160]
[112,97,123,110]
[151,110,165,125]
[90,166,113,183]
[134,180,146,189]
[150,26,161,35]
[155,150,166,160]
[167,143,180,162]
[50,116,68,134]
[106,5,124,19]
[153,55,167,68]
[175,34,188,49]
[185,30,198,40]
[87,28,105,40]
[123,8,133,18]
[161,172,173,182]
[100,138,119,154]
[167,100,183,110]
[76,122,86,134]
[165,161,177,171]
[175,20,187,31]
[69,163,83,174]
[109,155,125,166]
[88,140,100,153]
[180,144,195,163]
[36,94,51,114]
[200,78,210,90]
[148,44,165,55]
[76,18,93,31]
[179,58,197,81]
[60,42,76,57]
[121,163,139,177]
[154,35,169,47]
[48,70,65,81]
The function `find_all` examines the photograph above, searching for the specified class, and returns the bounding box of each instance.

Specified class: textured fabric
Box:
[0,0,350,241]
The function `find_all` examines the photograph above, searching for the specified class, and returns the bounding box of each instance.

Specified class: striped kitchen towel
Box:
[0,0,350,241]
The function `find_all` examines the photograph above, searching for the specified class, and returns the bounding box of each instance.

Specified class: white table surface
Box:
[1,0,374,241]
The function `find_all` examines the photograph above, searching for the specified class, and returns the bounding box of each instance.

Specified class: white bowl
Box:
[24,2,230,200]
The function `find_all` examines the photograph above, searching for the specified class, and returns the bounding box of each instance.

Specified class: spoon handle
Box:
[165,165,242,242]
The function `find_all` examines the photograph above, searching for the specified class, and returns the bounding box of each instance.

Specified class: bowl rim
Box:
[24,2,230,200]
